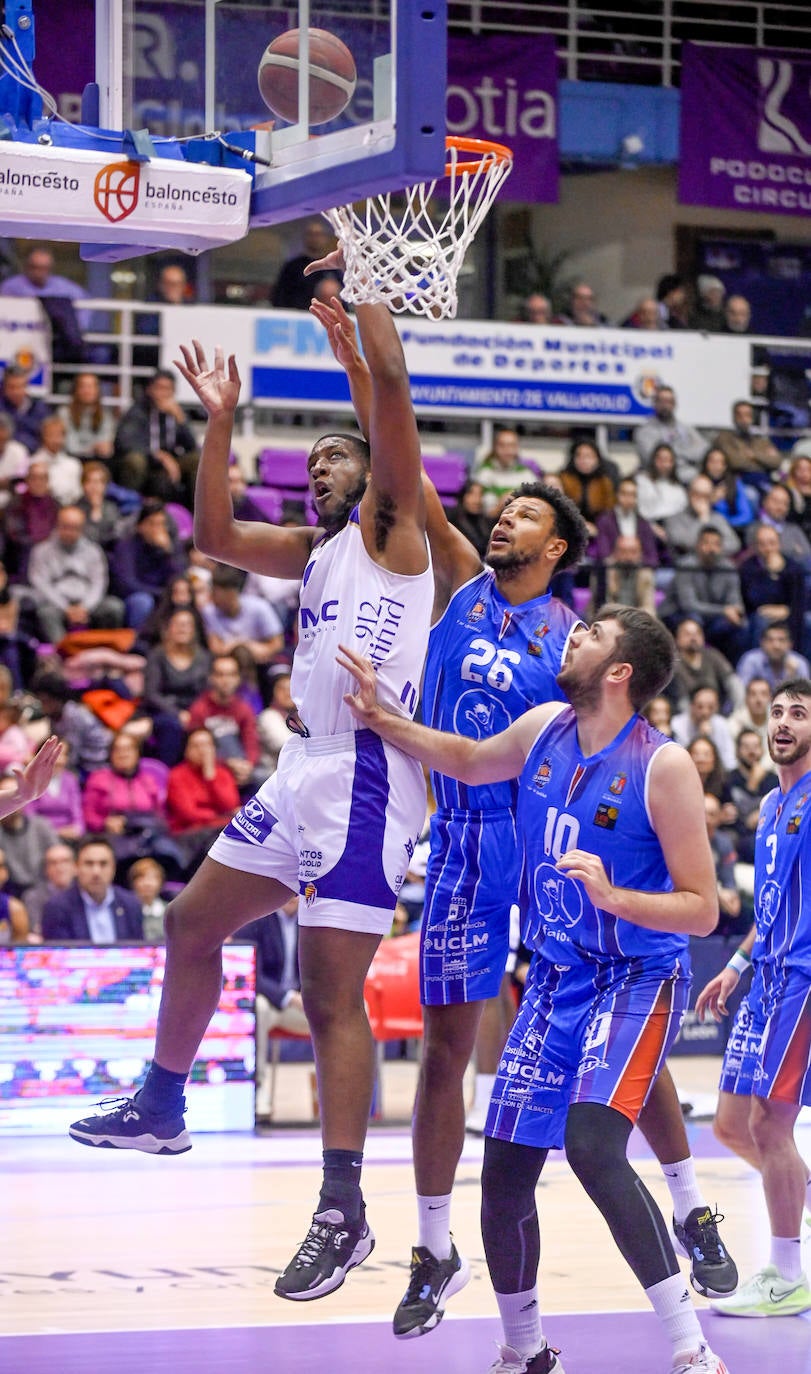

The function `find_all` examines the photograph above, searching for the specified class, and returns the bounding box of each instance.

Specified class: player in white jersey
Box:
[696,677,811,1318]
[68,293,433,1304]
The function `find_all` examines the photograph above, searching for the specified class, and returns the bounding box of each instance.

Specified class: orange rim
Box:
[444,135,513,177]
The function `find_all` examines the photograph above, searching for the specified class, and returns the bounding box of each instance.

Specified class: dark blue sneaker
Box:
[673,1206,738,1297]
[274,1207,375,1301]
[393,1241,470,1338]
[69,1096,191,1155]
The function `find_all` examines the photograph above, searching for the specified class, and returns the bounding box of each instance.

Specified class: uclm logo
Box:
[94,160,142,223]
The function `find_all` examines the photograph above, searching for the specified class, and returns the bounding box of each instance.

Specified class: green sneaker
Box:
[711,1264,811,1318]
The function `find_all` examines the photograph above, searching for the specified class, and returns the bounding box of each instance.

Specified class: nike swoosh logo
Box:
[427,1204,446,1211]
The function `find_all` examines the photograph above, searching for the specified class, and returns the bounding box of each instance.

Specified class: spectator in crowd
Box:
[690,275,727,333]
[201,565,284,673]
[520,292,551,325]
[699,446,754,532]
[739,522,805,650]
[271,218,342,311]
[143,607,211,766]
[660,524,747,662]
[132,263,194,368]
[77,462,122,552]
[620,296,662,330]
[165,725,240,872]
[671,684,736,770]
[0,365,51,453]
[0,582,37,689]
[0,695,30,773]
[32,671,111,776]
[21,840,76,937]
[721,727,777,865]
[113,369,199,505]
[748,482,811,565]
[559,437,616,538]
[553,280,608,326]
[27,741,84,841]
[634,442,688,543]
[723,294,752,334]
[633,385,708,483]
[668,616,742,715]
[0,847,30,943]
[0,411,29,508]
[28,415,82,506]
[714,400,781,481]
[736,621,811,691]
[0,245,90,329]
[784,452,811,543]
[643,695,673,736]
[58,372,115,462]
[82,732,179,879]
[128,857,167,942]
[687,734,727,801]
[257,662,294,777]
[663,475,740,559]
[727,676,771,764]
[26,505,124,644]
[656,272,689,328]
[0,806,57,896]
[703,792,741,933]
[3,460,59,578]
[593,474,658,565]
[239,894,309,1129]
[133,573,205,655]
[225,462,263,524]
[41,836,143,943]
[473,427,540,514]
[592,532,655,613]
[446,478,494,558]
[110,499,187,628]
[187,654,260,792]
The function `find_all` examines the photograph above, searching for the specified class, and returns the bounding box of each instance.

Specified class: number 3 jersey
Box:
[422,569,580,811]
[753,770,811,976]
[517,704,687,968]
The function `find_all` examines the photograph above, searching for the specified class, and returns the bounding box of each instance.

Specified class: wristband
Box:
[727,950,750,977]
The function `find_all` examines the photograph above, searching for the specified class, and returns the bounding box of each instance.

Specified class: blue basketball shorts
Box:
[420,807,520,1006]
[721,964,811,1107]
[207,728,426,936]
[485,952,690,1150]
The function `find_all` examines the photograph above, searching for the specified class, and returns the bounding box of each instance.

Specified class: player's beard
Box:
[485,546,540,582]
[768,735,811,768]
[557,653,615,713]
[320,474,368,533]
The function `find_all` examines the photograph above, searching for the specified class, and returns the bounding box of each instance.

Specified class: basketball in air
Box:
[258,28,357,126]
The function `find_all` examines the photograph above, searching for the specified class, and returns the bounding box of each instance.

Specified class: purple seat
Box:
[258,449,310,489]
[165,501,193,541]
[245,486,285,524]
[423,452,469,498]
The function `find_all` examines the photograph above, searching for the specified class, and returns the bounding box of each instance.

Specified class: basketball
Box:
[258,28,357,126]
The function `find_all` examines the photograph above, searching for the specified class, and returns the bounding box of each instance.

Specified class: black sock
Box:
[318,1148,363,1223]
[135,1062,188,1117]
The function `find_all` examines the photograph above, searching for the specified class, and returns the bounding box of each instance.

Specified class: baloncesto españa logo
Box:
[94,160,142,223]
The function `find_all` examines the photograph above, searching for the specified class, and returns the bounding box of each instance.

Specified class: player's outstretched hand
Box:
[695,967,739,1023]
[556,848,615,910]
[310,296,364,374]
[337,642,383,727]
[303,246,346,276]
[174,340,241,418]
[0,735,62,817]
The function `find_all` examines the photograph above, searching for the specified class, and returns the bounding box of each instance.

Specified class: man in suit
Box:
[41,836,143,942]
[237,894,309,1127]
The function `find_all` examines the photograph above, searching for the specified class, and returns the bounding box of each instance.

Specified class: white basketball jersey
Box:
[290,507,433,737]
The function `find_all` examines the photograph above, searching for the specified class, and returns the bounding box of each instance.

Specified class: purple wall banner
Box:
[447,34,558,203]
[680,41,811,217]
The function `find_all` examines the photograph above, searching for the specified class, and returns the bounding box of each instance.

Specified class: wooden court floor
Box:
[2,1057,810,1373]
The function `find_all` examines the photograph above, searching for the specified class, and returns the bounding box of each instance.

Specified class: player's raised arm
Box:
[0,735,61,819]
[176,341,315,579]
[338,642,554,783]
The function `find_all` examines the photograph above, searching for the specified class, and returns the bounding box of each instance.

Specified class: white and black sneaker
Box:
[69,1096,191,1155]
[393,1241,470,1338]
[274,1207,375,1301]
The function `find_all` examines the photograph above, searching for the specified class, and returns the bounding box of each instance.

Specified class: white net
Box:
[324,138,513,320]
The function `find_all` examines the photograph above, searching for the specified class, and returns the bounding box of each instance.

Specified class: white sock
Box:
[645,1272,703,1359]
[416,1193,453,1259]
[469,1072,496,1119]
[771,1235,803,1282]
[495,1287,543,1358]
[659,1156,705,1226]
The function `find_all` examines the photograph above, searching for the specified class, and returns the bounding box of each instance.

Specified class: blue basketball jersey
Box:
[753,770,811,977]
[517,705,688,967]
[422,569,580,812]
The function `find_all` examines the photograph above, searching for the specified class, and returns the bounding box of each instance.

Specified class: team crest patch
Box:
[594,802,619,830]
[467,600,486,623]
[304,881,318,907]
[534,757,553,788]
[608,772,626,796]
[533,622,550,640]
[527,640,542,657]
[787,792,809,834]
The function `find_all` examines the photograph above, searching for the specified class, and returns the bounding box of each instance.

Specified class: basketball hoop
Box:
[324,136,513,320]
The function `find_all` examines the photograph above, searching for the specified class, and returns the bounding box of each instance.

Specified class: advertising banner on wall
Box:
[680,42,811,217]
[163,308,750,428]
